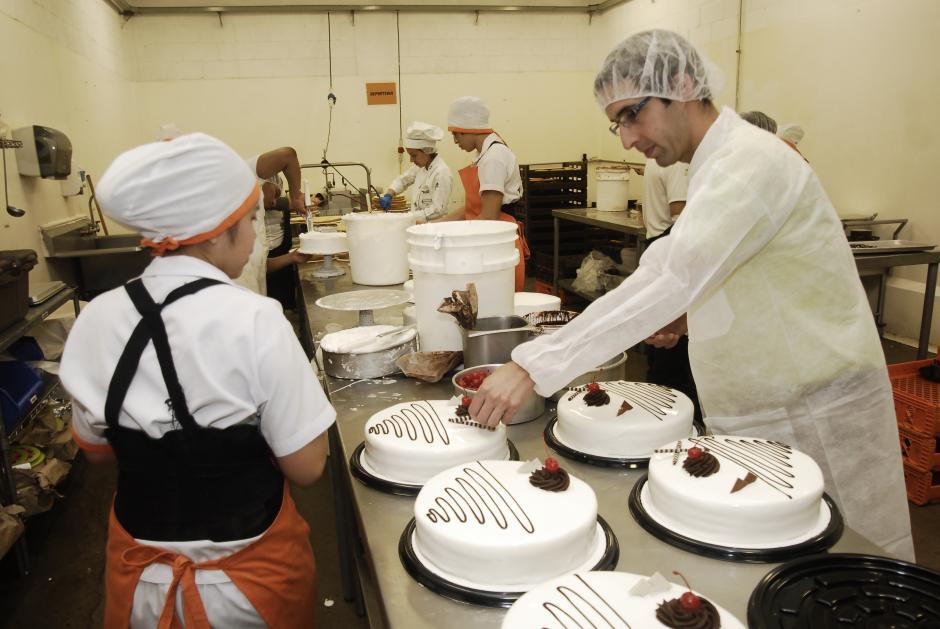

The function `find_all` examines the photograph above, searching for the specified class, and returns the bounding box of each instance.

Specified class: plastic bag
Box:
[571,250,617,294]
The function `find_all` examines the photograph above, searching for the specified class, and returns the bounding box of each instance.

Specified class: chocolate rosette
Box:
[583,388,610,407]
[682,452,720,477]
[455,404,470,418]
[528,468,570,492]
[655,596,721,629]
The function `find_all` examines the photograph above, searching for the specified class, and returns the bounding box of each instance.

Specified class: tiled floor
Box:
[0,339,937,628]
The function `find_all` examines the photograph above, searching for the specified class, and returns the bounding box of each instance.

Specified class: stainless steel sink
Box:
[49,233,143,257]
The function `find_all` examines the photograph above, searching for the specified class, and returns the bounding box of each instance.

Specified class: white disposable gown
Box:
[513,108,914,560]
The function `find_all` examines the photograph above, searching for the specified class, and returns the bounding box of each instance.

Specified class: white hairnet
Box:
[778,123,805,145]
[594,29,724,109]
[155,123,182,142]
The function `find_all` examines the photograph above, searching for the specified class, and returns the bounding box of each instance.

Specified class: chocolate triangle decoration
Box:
[730,471,757,494]
[617,400,632,416]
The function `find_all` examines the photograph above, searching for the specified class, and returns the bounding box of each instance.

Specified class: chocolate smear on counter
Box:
[529,467,570,492]
[655,597,720,629]
[683,452,720,477]
[731,471,758,494]
[583,388,610,407]
[617,400,632,416]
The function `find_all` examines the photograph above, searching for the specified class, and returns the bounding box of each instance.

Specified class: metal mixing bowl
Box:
[452,363,546,425]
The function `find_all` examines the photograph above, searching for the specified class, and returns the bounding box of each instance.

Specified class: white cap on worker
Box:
[96,133,258,255]
[447,96,493,134]
[403,121,445,150]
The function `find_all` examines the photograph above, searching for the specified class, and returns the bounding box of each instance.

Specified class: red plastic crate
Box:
[898,427,940,472]
[888,360,940,437]
[903,464,940,505]
[532,279,557,296]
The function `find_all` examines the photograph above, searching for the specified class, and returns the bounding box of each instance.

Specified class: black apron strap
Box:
[104,278,223,431]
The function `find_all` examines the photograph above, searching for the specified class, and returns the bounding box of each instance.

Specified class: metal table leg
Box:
[918,262,938,359]
[328,424,360,605]
[553,216,559,294]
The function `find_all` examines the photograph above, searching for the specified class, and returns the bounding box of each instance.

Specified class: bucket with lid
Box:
[596,166,630,212]
[407,221,518,351]
[344,212,416,286]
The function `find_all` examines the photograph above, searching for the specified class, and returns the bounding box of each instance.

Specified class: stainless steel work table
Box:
[299,264,883,629]
[552,208,646,294]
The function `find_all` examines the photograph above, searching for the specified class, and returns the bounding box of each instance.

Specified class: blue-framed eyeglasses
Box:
[608,96,652,135]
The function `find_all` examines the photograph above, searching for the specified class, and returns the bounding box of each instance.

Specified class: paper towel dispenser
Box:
[12,125,72,179]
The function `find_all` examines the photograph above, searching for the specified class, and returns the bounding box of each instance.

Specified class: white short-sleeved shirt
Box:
[475,134,523,205]
[643,159,689,238]
[234,155,271,294]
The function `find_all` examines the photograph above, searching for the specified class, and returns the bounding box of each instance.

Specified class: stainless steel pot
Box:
[460,315,540,368]
[321,337,418,380]
[452,363,546,425]
[552,351,629,399]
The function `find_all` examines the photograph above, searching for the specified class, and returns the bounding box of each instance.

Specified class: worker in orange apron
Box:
[436,96,529,291]
[60,133,336,628]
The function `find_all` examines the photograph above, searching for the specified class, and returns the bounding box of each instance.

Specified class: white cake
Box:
[502,571,745,629]
[414,460,599,587]
[556,381,694,458]
[299,230,347,254]
[362,400,510,484]
[645,435,826,546]
[319,325,417,354]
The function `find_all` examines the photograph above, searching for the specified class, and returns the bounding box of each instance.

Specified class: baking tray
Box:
[849,240,936,255]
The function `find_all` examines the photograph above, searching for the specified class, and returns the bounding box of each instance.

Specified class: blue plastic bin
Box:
[0,360,43,434]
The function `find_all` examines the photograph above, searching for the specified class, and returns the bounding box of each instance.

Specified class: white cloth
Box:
[643,159,688,238]
[60,254,336,627]
[403,121,444,150]
[512,107,914,560]
[264,208,284,250]
[447,96,491,131]
[234,155,270,294]
[475,134,523,205]
[388,156,453,220]
[95,133,257,248]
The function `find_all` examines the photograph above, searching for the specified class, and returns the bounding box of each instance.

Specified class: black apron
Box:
[104,278,283,542]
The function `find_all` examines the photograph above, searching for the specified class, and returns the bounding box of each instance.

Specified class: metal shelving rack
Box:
[0,286,79,574]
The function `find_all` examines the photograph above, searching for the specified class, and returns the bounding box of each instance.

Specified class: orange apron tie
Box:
[104,484,316,629]
[458,163,528,291]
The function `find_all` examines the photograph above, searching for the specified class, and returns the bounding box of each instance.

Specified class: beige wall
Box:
[0,0,137,281]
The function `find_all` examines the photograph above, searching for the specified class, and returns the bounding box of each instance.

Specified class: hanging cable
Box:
[322,13,336,162]
[396,11,404,173]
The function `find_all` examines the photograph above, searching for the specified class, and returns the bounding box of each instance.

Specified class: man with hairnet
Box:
[378,121,454,222]
[739,110,777,133]
[470,29,913,560]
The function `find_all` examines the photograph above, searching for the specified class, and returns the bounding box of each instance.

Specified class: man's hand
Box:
[645,314,687,349]
[468,362,536,427]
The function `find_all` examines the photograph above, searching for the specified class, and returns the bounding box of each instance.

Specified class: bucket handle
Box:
[433,233,443,251]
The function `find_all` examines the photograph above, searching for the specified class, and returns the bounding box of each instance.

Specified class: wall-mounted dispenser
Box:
[12,125,72,179]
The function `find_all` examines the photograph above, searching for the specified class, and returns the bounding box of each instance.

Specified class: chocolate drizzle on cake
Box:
[367,401,451,444]
[682,450,720,477]
[425,462,535,533]
[655,597,720,629]
[583,388,610,407]
[529,466,570,492]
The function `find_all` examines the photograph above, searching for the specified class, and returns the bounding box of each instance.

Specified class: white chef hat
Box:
[96,132,259,256]
[447,96,493,134]
[778,123,805,145]
[403,121,445,150]
[593,29,724,110]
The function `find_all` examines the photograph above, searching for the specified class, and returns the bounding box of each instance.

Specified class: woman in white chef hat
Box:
[378,121,453,222]
[439,96,529,291]
[60,133,335,628]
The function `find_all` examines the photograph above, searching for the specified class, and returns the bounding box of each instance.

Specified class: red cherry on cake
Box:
[544,457,559,472]
[461,395,472,407]
[679,591,701,611]
[687,446,703,459]
[586,382,600,392]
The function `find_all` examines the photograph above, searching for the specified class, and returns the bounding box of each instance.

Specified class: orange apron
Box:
[458,163,529,291]
[104,483,316,629]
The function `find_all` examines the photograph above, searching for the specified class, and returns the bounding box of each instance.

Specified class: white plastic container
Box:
[344,212,415,286]
[596,166,630,212]
[513,292,561,317]
[407,221,518,351]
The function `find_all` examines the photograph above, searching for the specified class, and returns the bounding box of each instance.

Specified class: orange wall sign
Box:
[366,82,397,105]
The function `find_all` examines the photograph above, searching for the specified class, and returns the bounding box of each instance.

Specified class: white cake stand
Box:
[316,289,411,326]
[312,254,345,278]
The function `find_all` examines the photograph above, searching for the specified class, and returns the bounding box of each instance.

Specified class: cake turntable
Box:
[628,475,844,563]
[315,289,410,327]
[398,515,619,608]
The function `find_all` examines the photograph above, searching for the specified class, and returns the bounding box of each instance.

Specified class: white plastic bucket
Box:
[407,221,518,351]
[596,166,630,212]
[344,212,416,285]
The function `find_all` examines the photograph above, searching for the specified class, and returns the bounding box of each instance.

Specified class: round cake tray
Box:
[748,553,940,628]
[316,289,410,326]
[399,515,619,607]
[543,416,702,469]
[628,474,843,563]
[349,440,520,497]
